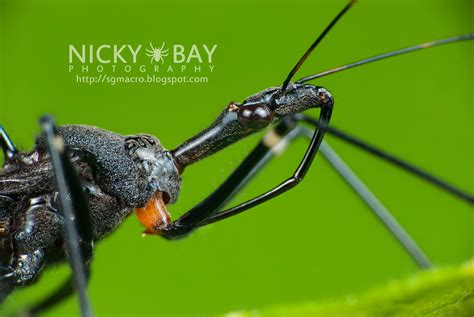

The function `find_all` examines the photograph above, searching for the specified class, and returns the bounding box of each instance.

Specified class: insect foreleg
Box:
[158,117,300,239]
[158,105,332,239]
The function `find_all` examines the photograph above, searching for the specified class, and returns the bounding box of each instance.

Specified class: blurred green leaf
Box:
[224,261,474,317]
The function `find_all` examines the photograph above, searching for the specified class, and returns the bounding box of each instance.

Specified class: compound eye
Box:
[237,104,274,130]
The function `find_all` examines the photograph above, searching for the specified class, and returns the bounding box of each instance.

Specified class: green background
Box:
[0,0,472,316]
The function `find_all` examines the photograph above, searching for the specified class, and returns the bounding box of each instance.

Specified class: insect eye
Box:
[237,104,274,130]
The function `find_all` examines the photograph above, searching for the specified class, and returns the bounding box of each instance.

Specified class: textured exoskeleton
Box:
[0,125,181,287]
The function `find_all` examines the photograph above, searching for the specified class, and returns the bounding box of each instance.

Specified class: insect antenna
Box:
[33,116,94,317]
[297,114,474,205]
[281,0,356,91]
[296,33,474,83]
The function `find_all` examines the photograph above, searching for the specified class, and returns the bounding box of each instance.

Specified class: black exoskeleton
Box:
[0,83,334,293]
[1,0,472,314]
[0,125,181,287]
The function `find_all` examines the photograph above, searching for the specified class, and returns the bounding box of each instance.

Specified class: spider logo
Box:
[146,42,169,64]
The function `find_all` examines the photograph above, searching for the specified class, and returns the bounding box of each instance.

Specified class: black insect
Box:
[0,1,472,316]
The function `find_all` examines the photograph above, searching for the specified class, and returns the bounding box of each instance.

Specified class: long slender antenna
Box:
[40,116,93,317]
[281,0,356,91]
[297,114,474,205]
[296,33,474,83]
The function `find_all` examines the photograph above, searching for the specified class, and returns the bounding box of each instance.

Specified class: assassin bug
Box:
[1,1,473,316]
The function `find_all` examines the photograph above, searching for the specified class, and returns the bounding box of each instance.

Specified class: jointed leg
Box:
[167,111,473,233]
[161,103,332,239]
[162,109,434,269]
[160,117,301,239]
[198,122,436,269]
[24,116,95,317]
[0,126,17,161]
[289,123,433,269]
